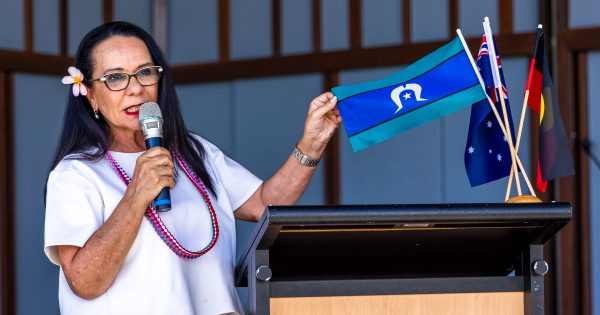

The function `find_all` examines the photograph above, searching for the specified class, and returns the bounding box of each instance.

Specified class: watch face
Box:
[293,147,319,167]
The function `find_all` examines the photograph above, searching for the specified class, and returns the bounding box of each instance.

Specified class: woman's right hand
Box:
[56,146,175,300]
[125,147,175,211]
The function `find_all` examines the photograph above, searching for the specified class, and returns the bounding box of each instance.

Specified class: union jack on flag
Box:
[476,36,508,103]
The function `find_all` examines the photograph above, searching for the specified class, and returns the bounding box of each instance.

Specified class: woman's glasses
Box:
[90,66,163,91]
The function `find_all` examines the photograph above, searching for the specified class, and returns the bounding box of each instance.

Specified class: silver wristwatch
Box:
[292,146,320,167]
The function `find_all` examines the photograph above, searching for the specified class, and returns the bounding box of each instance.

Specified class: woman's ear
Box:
[85,87,98,113]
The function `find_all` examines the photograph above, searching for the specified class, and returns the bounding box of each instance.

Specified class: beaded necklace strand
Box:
[105,151,219,259]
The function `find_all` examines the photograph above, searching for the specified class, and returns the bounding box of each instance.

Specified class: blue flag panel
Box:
[333,37,486,152]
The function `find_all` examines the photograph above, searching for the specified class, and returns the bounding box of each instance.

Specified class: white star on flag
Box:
[487,121,492,128]
[489,149,492,154]
[503,135,507,142]
[468,146,475,154]
[497,154,502,161]
[403,93,411,100]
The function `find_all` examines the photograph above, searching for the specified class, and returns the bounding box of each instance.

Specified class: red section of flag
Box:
[526,29,544,114]
[526,60,543,113]
[536,157,548,192]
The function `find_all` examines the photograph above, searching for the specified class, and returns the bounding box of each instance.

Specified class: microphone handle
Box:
[145,136,172,212]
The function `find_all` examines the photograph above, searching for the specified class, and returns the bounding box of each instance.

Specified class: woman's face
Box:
[86,36,159,139]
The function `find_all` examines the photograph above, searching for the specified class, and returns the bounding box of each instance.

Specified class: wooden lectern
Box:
[235,203,570,315]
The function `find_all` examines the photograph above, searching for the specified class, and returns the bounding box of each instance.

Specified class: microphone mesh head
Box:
[139,102,163,121]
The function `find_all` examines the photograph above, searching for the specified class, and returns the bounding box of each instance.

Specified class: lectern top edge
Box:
[263,202,571,225]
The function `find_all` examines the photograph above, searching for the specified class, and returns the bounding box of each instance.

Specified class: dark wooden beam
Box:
[552,0,589,314]
[103,0,113,23]
[555,0,569,32]
[0,70,16,315]
[540,3,555,313]
[272,0,281,57]
[555,9,580,315]
[449,0,458,38]
[323,71,339,205]
[152,0,168,55]
[349,0,361,49]
[312,0,321,52]
[0,30,538,80]
[499,0,513,35]
[0,50,73,75]
[170,33,536,84]
[575,52,592,315]
[560,27,600,51]
[544,240,557,315]
[59,0,68,55]
[219,0,230,61]
[24,0,33,52]
[402,0,410,44]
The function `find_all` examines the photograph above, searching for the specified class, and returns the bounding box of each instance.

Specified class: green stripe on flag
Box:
[348,84,486,152]
[333,37,465,101]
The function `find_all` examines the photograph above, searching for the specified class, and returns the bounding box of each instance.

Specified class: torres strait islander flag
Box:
[526,27,574,192]
[332,37,487,152]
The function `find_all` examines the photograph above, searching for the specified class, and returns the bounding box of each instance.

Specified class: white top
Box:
[44,136,262,315]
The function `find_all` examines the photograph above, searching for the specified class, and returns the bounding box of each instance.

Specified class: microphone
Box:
[139,102,171,212]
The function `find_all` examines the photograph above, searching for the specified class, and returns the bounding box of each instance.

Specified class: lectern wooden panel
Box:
[235,203,570,315]
[270,292,524,315]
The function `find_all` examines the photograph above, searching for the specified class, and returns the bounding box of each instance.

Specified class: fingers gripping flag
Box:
[332,37,487,152]
[464,35,516,187]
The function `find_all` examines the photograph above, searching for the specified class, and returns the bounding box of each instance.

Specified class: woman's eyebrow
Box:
[102,62,154,75]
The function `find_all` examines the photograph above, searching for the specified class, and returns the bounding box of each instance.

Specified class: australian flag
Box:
[464,35,516,187]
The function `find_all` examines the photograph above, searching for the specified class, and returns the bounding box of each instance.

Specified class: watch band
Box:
[292,146,320,167]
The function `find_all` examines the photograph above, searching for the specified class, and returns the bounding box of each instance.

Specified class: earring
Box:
[94,109,100,120]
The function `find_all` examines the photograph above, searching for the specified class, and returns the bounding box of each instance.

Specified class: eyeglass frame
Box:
[89,66,163,91]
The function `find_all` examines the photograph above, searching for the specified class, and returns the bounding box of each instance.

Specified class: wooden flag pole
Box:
[498,88,522,196]
[484,94,535,195]
[505,90,534,200]
[505,25,543,199]
[483,17,522,197]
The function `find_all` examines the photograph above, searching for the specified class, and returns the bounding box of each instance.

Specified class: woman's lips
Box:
[124,105,140,116]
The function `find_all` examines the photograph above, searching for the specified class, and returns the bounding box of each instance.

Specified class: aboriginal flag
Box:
[526,27,574,192]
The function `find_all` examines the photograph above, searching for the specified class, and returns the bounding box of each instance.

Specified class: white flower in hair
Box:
[61,67,88,97]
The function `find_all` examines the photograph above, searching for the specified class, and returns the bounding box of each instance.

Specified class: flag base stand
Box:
[506,195,542,203]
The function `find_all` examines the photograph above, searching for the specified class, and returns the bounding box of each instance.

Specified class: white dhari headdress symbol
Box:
[390,83,427,114]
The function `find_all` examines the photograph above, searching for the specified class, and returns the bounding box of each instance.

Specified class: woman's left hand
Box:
[297,92,342,158]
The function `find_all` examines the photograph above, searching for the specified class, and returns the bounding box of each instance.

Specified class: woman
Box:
[44,22,340,314]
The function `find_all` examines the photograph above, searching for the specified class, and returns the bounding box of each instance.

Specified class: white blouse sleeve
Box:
[44,164,104,266]
[199,138,263,211]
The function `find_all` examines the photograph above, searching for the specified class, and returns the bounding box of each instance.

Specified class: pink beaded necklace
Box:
[105,151,219,259]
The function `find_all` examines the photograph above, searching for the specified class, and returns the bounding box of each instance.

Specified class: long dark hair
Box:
[48,21,215,196]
